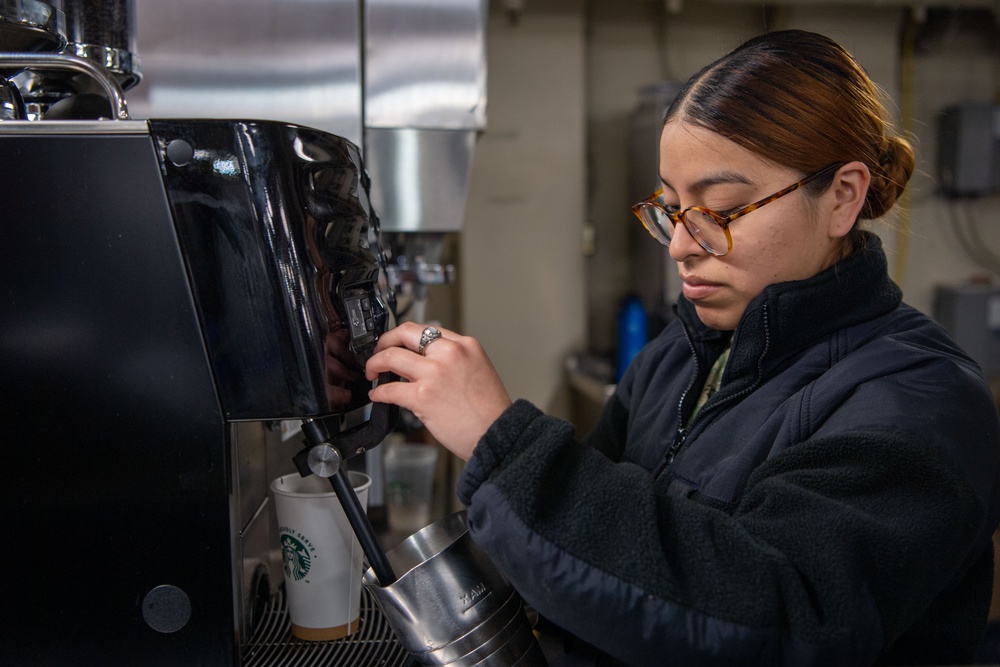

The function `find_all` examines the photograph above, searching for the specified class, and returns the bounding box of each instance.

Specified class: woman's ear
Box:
[826,161,871,239]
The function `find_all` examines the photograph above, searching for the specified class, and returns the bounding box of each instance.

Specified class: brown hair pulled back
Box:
[663,30,914,225]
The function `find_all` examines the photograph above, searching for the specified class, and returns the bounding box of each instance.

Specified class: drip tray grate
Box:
[243,586,411,667]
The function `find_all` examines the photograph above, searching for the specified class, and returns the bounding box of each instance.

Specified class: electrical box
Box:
[937,103,1000,198]
[933,283,1000,377]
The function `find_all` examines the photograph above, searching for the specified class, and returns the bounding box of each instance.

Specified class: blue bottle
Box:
[616,295,648,382]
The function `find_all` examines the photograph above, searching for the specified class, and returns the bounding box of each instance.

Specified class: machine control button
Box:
[346,298,367,338]
[165,139,194,167]
[141,585,192,634]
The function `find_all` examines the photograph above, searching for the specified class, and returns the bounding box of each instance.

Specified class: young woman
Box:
[366,30,1000,666]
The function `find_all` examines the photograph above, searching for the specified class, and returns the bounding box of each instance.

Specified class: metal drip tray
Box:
[244,586,411,667]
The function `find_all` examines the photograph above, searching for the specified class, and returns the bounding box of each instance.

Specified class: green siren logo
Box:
[280,534,312,581]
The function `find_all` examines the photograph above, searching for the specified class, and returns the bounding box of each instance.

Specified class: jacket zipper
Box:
[652,325,700,478]
[653,303,773,479]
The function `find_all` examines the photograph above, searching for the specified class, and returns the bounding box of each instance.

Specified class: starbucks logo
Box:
[280,534,312,581]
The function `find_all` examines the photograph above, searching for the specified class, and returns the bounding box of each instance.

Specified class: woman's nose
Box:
[668,220,706,261]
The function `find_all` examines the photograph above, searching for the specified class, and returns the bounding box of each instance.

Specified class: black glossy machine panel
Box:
[0,119,392,665]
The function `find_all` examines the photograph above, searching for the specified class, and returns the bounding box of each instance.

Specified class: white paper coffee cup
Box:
[271,471,371,641]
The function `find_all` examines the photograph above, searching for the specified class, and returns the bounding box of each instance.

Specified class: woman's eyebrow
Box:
[658,170,754,195]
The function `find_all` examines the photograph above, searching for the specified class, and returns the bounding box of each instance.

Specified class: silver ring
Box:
[417,326,443,355]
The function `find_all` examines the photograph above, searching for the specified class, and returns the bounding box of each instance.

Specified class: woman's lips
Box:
[680,275,722,300]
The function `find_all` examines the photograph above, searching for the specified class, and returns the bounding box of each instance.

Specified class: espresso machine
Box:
[0,1,408,665]
[0,0,531,664]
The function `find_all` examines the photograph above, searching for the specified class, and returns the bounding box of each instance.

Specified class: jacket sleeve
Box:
[456,400,991,666]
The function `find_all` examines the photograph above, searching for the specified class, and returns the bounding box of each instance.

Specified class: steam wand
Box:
[329,467,397,586]
[294,374,400,586]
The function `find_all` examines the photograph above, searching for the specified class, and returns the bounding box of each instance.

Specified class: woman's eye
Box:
[706,202,746,217]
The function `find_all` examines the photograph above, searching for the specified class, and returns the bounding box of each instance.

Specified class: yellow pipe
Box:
[894,14,916,287]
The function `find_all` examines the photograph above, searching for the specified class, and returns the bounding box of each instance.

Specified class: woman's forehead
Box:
[658,122,787,189]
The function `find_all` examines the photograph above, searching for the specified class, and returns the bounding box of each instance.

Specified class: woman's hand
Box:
[365,322,512,461]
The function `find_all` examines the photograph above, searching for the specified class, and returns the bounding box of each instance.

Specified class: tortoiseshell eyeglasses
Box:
[631,163,842,257]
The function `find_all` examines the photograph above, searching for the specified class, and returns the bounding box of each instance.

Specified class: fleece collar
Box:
[675,232,903,392]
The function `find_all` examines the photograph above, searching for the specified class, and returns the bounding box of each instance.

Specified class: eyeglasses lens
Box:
[683,210,726,254]
[637,204,726,255]
[636,205,673,246]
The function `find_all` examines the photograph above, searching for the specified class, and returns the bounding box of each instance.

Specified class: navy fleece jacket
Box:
[457,235,1000,666]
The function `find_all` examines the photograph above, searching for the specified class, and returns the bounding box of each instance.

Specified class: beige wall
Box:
[461,0,587,419]
[459,1,1000,420]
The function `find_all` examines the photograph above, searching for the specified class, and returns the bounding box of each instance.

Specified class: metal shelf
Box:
[243,586,411,667]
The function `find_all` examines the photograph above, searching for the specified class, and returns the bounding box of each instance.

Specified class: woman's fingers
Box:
[365,323,512,460]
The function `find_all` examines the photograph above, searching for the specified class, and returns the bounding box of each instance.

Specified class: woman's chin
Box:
[692,303,740,331]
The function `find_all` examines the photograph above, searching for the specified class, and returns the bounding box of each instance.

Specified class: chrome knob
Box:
[306,443,342,478]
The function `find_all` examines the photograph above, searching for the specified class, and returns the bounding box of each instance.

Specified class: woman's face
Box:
[659,121,846,330]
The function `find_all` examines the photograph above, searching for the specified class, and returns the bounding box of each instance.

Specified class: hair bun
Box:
[878,144,895,167]
[864,135,915,219]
